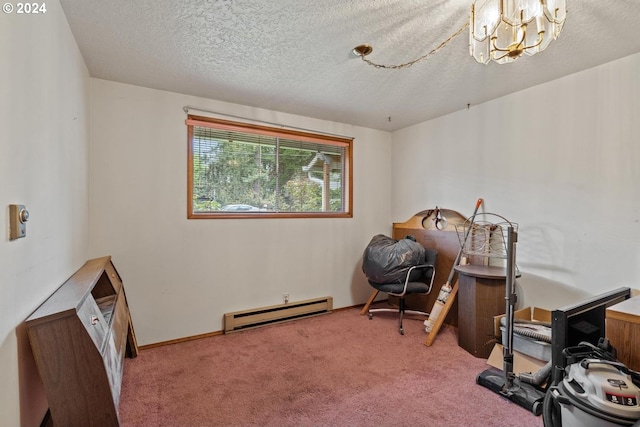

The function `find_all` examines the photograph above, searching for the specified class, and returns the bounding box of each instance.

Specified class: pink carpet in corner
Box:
[119,305,543,427]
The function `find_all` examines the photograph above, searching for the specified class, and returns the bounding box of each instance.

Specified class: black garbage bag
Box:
[362,234,426,284]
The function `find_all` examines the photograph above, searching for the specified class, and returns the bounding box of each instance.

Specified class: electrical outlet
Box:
[283,293,290,304]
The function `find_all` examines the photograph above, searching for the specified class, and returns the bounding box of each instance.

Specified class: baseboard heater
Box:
[224,296,333,333]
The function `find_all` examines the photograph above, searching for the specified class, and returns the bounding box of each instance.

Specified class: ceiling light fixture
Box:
[470,0,567,64]
[352,23,469,69]
[353,0,566,68]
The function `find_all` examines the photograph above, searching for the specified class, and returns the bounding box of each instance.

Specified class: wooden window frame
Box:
[187,115,353,219]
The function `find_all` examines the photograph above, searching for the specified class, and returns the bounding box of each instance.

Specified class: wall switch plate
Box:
[9,204,29,240]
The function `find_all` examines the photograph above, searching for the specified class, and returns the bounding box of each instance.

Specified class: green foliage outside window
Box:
[188,118,350,217]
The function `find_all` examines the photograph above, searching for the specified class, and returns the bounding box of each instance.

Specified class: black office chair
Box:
[367,247,437,335]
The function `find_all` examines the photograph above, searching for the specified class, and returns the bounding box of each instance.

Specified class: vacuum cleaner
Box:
[543,341,640,427]
[476,226,547,415]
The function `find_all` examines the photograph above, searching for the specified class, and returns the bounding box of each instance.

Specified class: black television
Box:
[550,286,631,385]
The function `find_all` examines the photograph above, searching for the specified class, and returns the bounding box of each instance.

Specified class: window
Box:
[187,115,353,218]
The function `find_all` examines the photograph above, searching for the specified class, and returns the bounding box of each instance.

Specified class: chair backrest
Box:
[423,248,438,280]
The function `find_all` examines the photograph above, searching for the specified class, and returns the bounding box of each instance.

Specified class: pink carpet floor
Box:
[119,305,543,427]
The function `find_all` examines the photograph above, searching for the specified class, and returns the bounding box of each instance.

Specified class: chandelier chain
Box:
[359,22,469,69]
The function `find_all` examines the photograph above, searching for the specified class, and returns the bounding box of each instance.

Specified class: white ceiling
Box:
[59,0,640,132]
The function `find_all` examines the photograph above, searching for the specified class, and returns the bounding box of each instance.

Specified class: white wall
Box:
[0,1,91,426]
[392,53,640,309]
[89,79,392,345]
[5,6,636,422]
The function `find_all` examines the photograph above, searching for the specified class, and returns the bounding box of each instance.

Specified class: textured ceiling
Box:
[59,0,640,131]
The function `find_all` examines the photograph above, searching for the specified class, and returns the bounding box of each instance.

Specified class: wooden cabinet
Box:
[456,264,510,358]
[26,256,138,427]
[606,295,640,372]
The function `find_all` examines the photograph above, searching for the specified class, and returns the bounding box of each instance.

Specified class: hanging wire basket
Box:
[455,213,518,259]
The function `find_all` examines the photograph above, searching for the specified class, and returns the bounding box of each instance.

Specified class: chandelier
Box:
[470,0,567,64]
[352,0,567,68]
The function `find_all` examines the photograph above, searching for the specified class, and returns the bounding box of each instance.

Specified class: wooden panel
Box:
[104,289,129,406]
[104,329,123,407]
[606,318,640,371]
[92,271,116,300]
[104,261,123,293]
[77,295,110,353]
[455,264,509,279]
[392,209,467,326]
[27,257,112,321]
[457,270,506,358]
[607,295,640,324]
[26,257,137,427]
[27,310,118,426]
[112,290,129,359]
[606,295,640,371]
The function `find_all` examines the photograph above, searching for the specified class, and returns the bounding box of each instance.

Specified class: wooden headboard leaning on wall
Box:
[391,208,468,327]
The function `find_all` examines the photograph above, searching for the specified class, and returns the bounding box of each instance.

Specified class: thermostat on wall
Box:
[9,204,29,240]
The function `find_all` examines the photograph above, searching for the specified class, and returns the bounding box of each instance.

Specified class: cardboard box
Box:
[487,344,547,376]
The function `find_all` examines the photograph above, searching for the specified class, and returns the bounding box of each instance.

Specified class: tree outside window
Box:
[187,116,352,218]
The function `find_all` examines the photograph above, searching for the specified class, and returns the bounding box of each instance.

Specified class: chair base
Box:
[368,300,430,335]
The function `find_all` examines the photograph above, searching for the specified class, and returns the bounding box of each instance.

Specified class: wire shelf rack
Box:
[456,213,518,259]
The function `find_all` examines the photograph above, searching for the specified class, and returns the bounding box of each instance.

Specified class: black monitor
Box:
[550,286,631,385]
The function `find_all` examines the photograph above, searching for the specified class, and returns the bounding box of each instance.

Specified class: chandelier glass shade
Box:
[470,0,567,64]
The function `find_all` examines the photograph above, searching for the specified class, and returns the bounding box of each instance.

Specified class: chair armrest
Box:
[399,264,436,296]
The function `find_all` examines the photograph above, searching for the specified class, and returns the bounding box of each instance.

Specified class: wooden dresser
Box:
[26,256,138,427]
[606,295,640,372]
